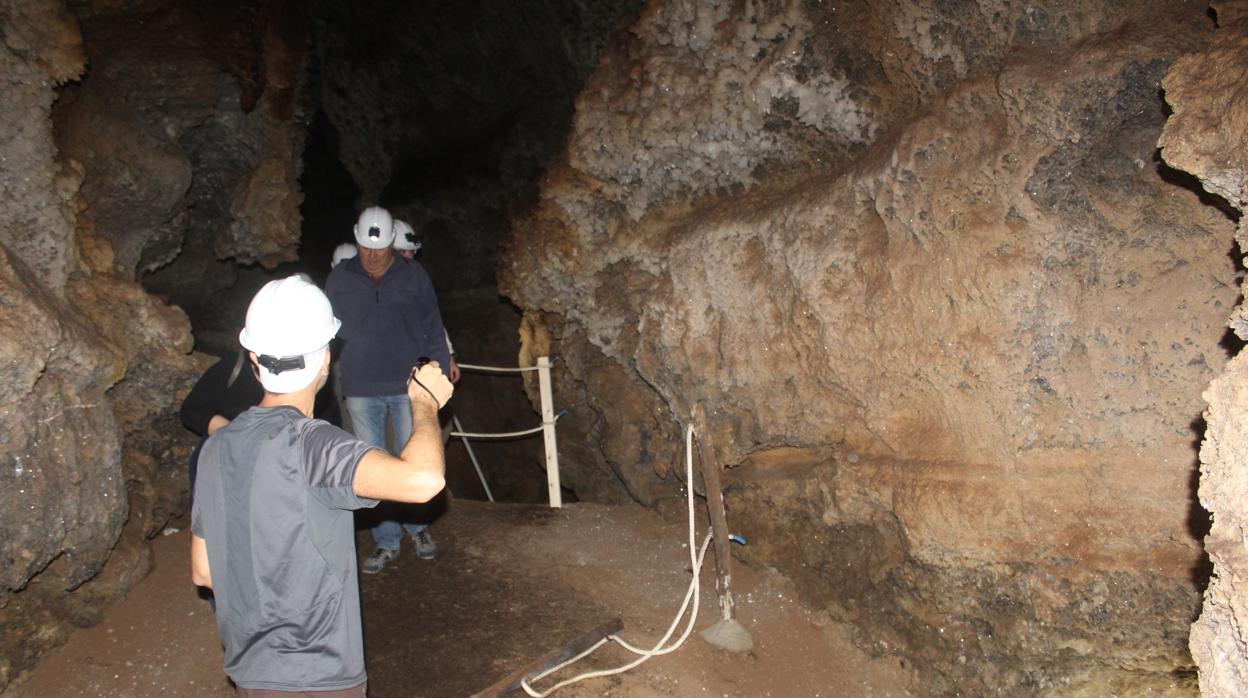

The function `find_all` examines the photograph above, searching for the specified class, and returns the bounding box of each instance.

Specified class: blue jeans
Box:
[345,394,426,550]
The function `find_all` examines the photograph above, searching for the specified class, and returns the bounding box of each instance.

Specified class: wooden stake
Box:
[691,403,734,620]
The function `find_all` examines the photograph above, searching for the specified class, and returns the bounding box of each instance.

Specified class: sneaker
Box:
[411,529,437,560]
[362,547,399,574]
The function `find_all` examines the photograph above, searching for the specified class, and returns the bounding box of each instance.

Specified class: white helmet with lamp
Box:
[353,206,395,249]
[239,275,342,393]
[392,220,421,252]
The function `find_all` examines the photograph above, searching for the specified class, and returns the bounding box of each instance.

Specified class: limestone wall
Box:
[1158,1,1248,695]
[502,0,1228,690]
[62,0,311,342]
[0,0,307,689]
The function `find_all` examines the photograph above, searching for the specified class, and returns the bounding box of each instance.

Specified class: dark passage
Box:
[136,0,643,504]
[294,0,644,504]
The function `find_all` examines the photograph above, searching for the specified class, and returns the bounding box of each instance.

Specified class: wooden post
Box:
[538,356,562,508]
[691,403,734,621]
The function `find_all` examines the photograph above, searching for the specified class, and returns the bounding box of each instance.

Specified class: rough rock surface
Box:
[0,230,205,691]
[57,0,310,324]
[0,0,303,690]
[1158,2,1248,695]
[0,0,83,293]
[502,0,1230,691]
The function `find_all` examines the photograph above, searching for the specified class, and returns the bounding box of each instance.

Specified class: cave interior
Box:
[4,0,1248,695]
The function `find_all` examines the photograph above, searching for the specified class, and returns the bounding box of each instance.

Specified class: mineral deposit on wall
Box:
[1159,2,1248,696]
[503,0,1230,691]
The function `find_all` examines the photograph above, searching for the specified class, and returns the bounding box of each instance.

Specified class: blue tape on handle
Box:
[729,534,747,546]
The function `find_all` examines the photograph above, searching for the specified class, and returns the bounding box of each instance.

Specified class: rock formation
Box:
[0,0,308,689]
[1159,2,1248,695]
[502,0,1231,691]
[56,0,311,355]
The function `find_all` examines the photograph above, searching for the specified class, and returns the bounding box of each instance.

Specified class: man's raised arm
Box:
[352,362,452,503]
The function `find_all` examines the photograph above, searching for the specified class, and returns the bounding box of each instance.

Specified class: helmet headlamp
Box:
[257,354,306,375]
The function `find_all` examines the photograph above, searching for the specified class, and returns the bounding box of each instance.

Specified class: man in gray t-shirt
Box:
[190,276,453,696]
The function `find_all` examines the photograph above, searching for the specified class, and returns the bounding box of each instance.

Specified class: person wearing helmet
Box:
[392,219,421,258]
[326,206,453,571]
[328,242,361,430]
[190,275,452,697]
[331,241,358,269]
[178,340,263,508]
[393,219,461,384]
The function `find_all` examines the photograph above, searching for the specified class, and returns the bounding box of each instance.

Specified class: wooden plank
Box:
[690,403,734,620]
[470,618,624,697]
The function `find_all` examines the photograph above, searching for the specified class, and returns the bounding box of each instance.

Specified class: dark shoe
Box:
[411,529,437,560]
[362,547,399,574]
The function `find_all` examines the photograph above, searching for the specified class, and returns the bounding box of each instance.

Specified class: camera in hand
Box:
[410,356,432,381]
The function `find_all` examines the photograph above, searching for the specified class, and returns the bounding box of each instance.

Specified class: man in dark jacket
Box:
[325,205,452,572]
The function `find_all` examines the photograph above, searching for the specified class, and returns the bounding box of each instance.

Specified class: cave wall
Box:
[0,0,193,688]
[0,0,309,689]
[501,0,1230,691]
[62,0,312,353]
[1157,2,1248,695]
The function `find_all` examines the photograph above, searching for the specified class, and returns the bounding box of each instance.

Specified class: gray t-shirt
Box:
[192,405,378,691]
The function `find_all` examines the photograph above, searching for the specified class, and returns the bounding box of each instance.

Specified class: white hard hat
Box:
[331,242,358,268]
[392,220,421,252]
[354,206,395,249]
[239,275,342,393]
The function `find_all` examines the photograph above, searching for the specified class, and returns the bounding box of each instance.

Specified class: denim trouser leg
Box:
[346,394,426,552]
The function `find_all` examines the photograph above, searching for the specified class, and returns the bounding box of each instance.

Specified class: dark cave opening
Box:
[296,108,358,288]
[140,0,646,504]
[286,1,644,504]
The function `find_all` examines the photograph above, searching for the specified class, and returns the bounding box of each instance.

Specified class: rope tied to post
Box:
[517,423,715,697]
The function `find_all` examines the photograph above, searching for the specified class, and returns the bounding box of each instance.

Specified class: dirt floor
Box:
[3,500,916,697]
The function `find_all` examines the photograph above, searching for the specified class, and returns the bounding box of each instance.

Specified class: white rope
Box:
[520,424,710,697]
[451,413,562,440]
[451,424,546,439]
[456,363,542,374]
[446,424,549,439]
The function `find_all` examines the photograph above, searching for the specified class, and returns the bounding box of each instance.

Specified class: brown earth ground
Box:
[3,499,916,697]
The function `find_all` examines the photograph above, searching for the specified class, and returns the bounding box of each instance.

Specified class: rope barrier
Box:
[451,410,565,440]
[456,363,542,374]
[519,424,710,696]
[446,356,563,507]
[457,357,558,375]
[456,357,559,374]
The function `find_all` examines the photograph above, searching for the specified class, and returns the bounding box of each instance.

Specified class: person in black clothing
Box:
[180,348,264,500]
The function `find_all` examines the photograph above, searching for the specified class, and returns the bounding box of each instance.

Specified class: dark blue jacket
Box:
[325,253,450,397]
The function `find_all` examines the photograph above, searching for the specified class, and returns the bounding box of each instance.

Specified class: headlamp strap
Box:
[258,354,305,375]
